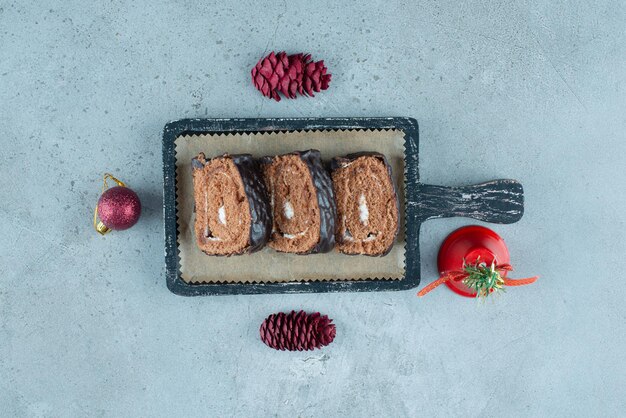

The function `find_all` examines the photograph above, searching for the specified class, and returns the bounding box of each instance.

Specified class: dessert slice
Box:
[191,153,271,255]
[331,152,399,256]
[261,150,336,254]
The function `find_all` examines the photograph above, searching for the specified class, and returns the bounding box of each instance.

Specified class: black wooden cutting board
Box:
[162,117,523,296]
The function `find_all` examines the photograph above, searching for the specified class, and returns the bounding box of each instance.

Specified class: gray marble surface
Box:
[1,1,625,417]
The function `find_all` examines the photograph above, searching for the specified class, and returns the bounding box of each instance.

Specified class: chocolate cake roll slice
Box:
[192,153,271,256]
[261,150,336,254]
[331,153,400,256]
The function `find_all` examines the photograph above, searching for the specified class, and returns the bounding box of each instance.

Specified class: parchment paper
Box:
[175,129,406,283]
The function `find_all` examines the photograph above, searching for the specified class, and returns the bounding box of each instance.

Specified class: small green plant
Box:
[461,259,507,298]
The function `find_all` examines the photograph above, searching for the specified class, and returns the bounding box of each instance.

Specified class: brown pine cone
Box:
[260,310,336,351]
[251,52,332,102]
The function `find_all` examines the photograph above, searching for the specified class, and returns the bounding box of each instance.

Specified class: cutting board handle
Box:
[412,179,524,224]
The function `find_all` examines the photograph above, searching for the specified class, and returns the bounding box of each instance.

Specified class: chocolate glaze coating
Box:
[191,153,272,255]
[300,150,337,254]
[261,150,337,254]
[331,152,400,257]
[232,154,273,252]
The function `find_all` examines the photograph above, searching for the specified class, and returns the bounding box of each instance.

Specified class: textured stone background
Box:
[1,1,625,417]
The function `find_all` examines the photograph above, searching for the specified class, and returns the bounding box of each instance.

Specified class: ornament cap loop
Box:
[93,173,129,235]
[94,219,111,235]
[103,173,126,188]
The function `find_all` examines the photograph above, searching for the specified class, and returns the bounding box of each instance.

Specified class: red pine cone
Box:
[260,310,336,351]
[251,51,332,101]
